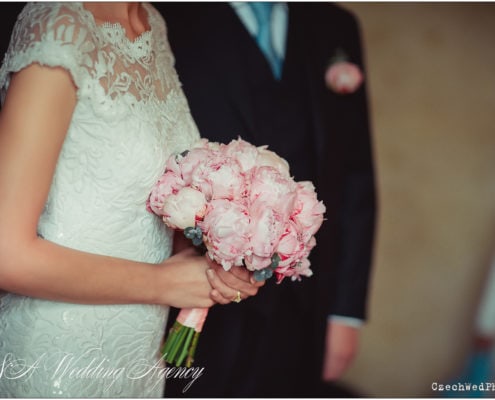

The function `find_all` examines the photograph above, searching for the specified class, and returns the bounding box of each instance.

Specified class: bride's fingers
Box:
[228,265,265,287]
[205,258,263,293]
[210,264,260,297]
[210,288,235,305]
[206,269,237,304]
[206,268,252,304]
[226,265,251,282]
[206,269,238,301]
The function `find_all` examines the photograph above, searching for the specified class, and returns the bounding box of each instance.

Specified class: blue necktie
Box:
[249,2,282,80]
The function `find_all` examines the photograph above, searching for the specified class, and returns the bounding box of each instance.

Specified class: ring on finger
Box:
[232,291,242,303]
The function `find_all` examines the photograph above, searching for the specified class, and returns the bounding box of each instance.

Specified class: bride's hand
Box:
[159,247,264,308]
[158,247,218,309]
[205,258,265,305]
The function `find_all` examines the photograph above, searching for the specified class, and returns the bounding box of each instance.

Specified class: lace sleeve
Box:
[0,3,93,100]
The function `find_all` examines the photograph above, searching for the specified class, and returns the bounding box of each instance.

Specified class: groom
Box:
[156,2,376,397]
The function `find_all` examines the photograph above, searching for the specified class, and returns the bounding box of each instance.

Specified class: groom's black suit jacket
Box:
[156,2,376,397]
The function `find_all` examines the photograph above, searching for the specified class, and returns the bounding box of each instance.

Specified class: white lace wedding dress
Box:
[0,3,199,397]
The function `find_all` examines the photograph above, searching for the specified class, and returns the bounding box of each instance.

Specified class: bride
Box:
[0,2,262,397]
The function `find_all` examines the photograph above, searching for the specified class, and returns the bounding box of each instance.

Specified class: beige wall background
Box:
[339,2,495,397]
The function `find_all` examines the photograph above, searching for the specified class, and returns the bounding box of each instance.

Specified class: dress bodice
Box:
[0,2,199,261]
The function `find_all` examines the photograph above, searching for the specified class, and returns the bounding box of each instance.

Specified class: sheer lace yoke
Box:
[73,2,168,104]
[79,3,152,46]
[0,2,178,111]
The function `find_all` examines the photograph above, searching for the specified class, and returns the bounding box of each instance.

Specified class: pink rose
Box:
[161,187,207,230]
[199,199,251,270]
[291,181,326,242]
[325,61,363,94]
[146,171,185,216]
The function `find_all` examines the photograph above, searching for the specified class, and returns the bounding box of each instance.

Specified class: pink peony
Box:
[291,181,326,242]
[222,138,261,173]
[276,236,316,282]
[199,199,251,270]
[146,171,185,216]
[161,187,207,230]
[223,138,290,177]
[244,253,273,272]
[176,147,212,186]
[194,138,221,152]
[276,257,313,283]
[246,203,286,270]
[191,154,245,201]
[248,166,297,222]
[256,146,291,178]
[164,154,182,177]
[325,61,363,94]
[276,220,306,268]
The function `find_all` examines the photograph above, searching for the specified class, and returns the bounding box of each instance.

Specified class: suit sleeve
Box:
[326,6,377,321]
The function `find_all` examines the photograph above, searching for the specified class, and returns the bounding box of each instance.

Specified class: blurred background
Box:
[338,2,495,397]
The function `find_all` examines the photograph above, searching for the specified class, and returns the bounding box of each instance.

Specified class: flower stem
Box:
[176,327,195,366]
[161,321,199,367]
[186,331,201,368]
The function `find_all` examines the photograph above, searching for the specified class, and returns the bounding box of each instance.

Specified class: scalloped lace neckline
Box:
[77,2,153,45]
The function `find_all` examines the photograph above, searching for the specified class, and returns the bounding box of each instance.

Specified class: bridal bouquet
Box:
[147,138,325,367]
